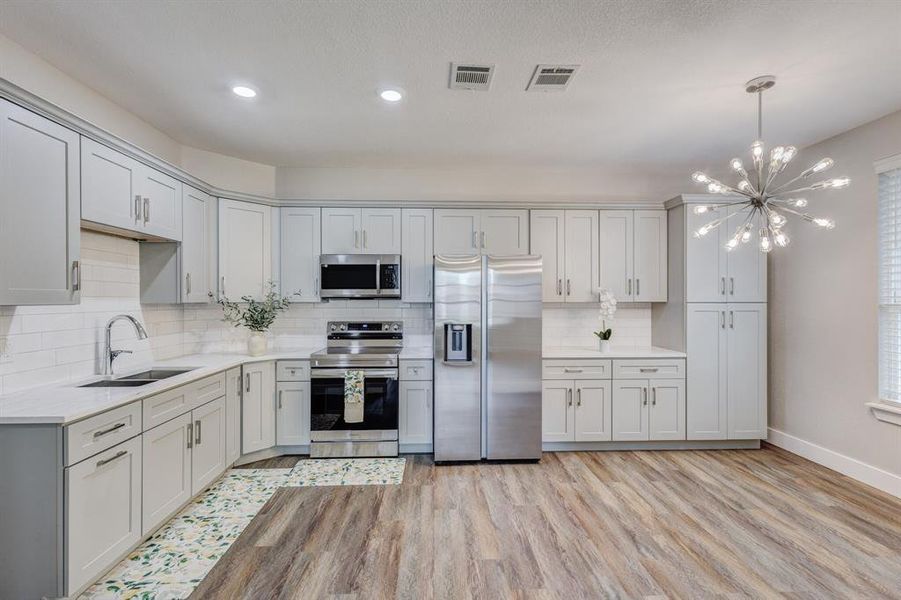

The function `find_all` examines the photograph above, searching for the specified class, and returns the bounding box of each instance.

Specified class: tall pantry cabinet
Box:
[652,195,767,440]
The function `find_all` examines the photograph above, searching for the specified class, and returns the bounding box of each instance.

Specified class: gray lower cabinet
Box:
[242,361,276,454]
[66,436,142,596]
[142,412,192,535]
[276,381,311,446]
[191,396,227,492]
[612,379,685,441]
[399,380,433,446]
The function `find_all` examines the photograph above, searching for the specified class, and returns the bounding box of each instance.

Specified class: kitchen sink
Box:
[78,368,195,388]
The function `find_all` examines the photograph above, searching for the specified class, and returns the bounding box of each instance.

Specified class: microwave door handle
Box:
[375,259,381,295]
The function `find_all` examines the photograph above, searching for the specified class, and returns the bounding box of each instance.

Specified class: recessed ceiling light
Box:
[379,89,403,103]
[232,86,257,98]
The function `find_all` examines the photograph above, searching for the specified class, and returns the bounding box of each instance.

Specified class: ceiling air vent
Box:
[526,64,580,92]
[449,63,494,91]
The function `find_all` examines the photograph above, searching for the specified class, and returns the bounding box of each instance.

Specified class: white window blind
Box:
[878,166,901,403]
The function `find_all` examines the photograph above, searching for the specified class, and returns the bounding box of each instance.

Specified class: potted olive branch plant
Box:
[594,289,617,353]
[213,281,296,356]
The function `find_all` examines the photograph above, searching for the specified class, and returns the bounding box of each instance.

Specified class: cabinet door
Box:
[0,100,80,305]
[686,304,728,439]
[686,205,728,302]
[281,207,321,302]
[242,361,276,454]
[401,208,434,302]
[598,210,633,301]
[219,199,271,300]
[574,380,612,441]
[138,165,181,240]
[726,207,767,302]
[362,208,401,254]
[192,396,227,493]
[81,136,141,232]
[634,210,667,302]
[65,437,142,596]
[225,367,241,465]
[142,412,192,535]
[564,210,600,302]
[530,210,565,302]
[612,380,648,441]
[321,207,362,253]
[727,303,767,439]
[649,379,685,440]
[481,209,529,255]
[277,381,311,446]
[541,381,574,442]
[434,209,480,255]
[399,380,433,445]
[181,185,212,303]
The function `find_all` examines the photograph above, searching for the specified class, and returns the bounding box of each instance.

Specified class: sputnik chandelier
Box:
[690,76,849,252]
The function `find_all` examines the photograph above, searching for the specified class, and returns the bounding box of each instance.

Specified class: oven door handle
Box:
[311,369,398,379]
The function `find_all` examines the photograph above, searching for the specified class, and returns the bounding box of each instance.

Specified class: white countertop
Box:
[542,346,685,359]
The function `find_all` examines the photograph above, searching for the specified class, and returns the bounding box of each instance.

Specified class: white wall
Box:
[276,165,688,204]
[769,109,901,485]
[0,33,276,197]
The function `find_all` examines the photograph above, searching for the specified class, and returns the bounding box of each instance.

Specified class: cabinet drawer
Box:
[65,401,142,466]
[542,359,612,380]
[191,372,226,405]
[612,359,685,380]
[143,385,193,431]
[400,360,432,381]
[276,360,310,381]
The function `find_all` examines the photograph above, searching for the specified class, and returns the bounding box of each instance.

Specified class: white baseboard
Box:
[767,428,901,499]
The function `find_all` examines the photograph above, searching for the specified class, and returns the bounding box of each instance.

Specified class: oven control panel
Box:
[327,321,403,334]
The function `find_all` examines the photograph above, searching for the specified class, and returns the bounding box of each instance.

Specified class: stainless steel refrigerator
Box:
[433,254,542,461]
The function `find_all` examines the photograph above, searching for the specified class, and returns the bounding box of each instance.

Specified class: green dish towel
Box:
[344,370,364,423]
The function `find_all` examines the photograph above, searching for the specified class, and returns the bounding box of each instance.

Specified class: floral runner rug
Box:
[80,457,406,599]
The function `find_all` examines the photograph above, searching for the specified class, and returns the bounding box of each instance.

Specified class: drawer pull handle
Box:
[195,420,202,445]
[563,368,583,373]
[93,422,126,438]
[187,423,193,449]
[96,449,128,468]
[639,368,659,373]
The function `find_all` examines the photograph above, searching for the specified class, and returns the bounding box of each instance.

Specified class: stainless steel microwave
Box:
[319,254,401,299]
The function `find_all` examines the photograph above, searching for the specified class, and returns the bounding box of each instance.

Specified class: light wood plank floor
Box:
[197,446,901,599]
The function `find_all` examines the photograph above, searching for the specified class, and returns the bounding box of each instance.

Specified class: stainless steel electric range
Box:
[309,321,402,457]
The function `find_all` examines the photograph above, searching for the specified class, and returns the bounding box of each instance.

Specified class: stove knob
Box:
[339,324,346,331]
[382,324,389,331]
[392,323,399,331]
[329,324,337,331]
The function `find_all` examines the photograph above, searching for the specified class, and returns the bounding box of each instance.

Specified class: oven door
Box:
[310,368,399,441]
[319,254,401,299]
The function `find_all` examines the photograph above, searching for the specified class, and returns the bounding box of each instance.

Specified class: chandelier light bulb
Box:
[692,171,710,184]
[829,177,851,189]
[693,205,710,215]
[782,146,797,163]
[802,158,834,178]
[751,140,765,166]
[770,146,785,162]
[741,225,752,243]
[774,231,790,247]
[725,237,739,251]
[789,198,808,208]
[759,229,773,253]
[770,212,787,227]
[694,224,712,237]
[738,180,751,192]
[731,158,744,171]
[813,217,835,229]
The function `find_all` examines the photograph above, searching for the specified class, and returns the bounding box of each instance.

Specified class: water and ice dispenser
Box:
[443,323,472,362]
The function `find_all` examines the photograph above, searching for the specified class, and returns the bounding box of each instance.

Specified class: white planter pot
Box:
[598,339,612,353]
[248,332,267,357]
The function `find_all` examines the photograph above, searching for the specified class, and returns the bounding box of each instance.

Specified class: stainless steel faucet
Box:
[104,314,148,375]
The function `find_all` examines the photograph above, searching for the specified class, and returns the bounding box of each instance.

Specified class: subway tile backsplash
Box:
[0,230,653,395]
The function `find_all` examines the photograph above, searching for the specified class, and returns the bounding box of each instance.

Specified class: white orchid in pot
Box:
[213,281,296,356]
[594,289,617,353]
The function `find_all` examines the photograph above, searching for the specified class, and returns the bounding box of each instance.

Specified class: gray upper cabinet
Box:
[599,209,667,302]
[434,209,529,256]
[0,100,81,305]
[281,207,321,301]
[321,207,400,254]
[401,208,433,302]
[81,137,181,241]
[180,185,215,302]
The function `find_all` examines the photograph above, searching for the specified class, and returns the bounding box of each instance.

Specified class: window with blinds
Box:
[878,166,901,403]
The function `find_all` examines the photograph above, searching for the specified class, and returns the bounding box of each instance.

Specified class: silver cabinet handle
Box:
[472,231,478,249]
[363,229,368,249]
[245,373,251,393]
[636,278,640,297]
[556,279,562,296]
[237,375,243,398]
[566,279,571,296]
[563,368,583,373]
[143,197,150,224]
[187,423,193,449]
[721,311,726,329]
[71,260,80,291]
[652,387,657,406]
[642,387,648,406]
[315,278,320,296]
[195,420,202,445]
[278,390,283,409]
[134,195,141,221]
[730,310,734,329]
[221,276,226,295]
[481,231,486,249]
[577,387,582,406]
[93,422,126,438]
[567,388,573,406]
[354,230,360,248]
[639,368,658,373]
[96,449,128,468]
[730,277,735,295]
[627,279,632,295]
[721,277,726,295]
[427,279,432,297]
[186,272,192,295]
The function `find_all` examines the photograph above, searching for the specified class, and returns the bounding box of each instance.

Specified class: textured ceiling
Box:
[1,0,900,171]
